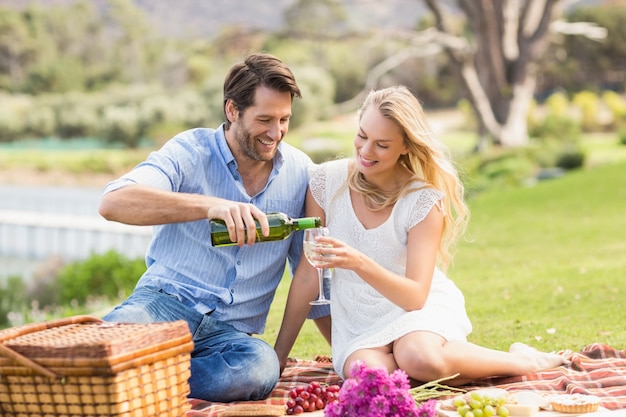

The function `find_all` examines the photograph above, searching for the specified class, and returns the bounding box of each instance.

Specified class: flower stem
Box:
[409,373,466,403]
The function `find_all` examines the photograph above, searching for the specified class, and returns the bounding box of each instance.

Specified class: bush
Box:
[479,152,537,185]
[56,99,99,139]
[290,66,336,129]
[457,99,478,132]
[0,106,22,142]
[555,142,586,170]
[544,91,570,118]
[619,126,626,146]
[528,138,586,171]
[529,114,582,142]
[572,90,600,132]
[326,44,369,103]
[459,149,538,196]
[0,276,28,328]
[0,94,29,142]
[53,250,145,306]
[606,91,626,130]
[175,90,213,127]
[0,251,145,329]
[99,105,142,148]
[25,106,56,138]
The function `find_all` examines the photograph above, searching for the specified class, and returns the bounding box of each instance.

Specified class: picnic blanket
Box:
[185,356,340,417]
[185,344,626,417]
[465,343,626,410]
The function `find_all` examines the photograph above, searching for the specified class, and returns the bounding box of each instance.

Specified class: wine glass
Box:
[303,227,331,305]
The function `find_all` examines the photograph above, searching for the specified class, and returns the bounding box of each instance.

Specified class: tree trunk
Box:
[424,0,562,148]
[331,0,603,148]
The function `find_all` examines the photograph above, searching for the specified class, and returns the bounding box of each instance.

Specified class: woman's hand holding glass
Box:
[303,227,332,305]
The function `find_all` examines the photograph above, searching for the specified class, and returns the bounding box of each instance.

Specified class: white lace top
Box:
[310,159,472,378]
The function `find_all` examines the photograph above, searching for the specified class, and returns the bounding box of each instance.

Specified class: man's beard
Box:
[234,124,274,162]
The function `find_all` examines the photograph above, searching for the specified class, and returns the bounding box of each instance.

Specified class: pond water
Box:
[0,185,152,282]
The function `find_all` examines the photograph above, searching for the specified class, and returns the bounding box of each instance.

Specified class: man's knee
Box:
[188,337,280,401]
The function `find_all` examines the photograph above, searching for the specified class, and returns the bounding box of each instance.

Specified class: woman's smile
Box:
[358,154,377,168]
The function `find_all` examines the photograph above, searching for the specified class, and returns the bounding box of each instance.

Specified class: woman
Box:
[274,85,566,383]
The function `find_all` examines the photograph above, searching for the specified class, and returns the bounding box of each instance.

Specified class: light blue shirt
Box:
[102,126,327,334]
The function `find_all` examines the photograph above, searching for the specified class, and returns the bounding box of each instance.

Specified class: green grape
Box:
[455,390,513,417]
[497,405,510,417]
[457,405,471,416]
[470,391,484,401]
[469,400,482,409]
[453,397,467,407]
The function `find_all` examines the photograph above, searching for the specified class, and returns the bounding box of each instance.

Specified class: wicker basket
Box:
[0,315,194,417]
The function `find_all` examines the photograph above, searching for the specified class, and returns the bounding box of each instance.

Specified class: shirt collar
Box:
[215,124,235,166]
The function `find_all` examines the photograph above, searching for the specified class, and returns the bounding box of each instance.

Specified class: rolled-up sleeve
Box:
[102,165,175,194]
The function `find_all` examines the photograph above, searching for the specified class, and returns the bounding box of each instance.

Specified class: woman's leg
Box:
[343,344,397,377]
[393,331,567,385]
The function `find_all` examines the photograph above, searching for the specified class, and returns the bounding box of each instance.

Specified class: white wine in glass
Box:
[303,227,331,305]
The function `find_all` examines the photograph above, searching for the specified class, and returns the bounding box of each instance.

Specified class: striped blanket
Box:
[185,344,626,417]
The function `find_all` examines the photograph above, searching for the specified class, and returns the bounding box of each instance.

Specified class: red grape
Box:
[285,382,341,415]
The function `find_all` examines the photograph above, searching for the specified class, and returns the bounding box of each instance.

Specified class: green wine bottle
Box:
[210,212,322,247]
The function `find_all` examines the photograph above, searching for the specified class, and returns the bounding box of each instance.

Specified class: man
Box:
[99,53,330,402]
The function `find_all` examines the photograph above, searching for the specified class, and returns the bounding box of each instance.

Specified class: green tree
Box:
[0,7,35,90]
[283,0,347,40]
[106,0,157,85]
[562,6,626,91]
[25,2,105,92]
[422,0,576,148]
[0,0,167,94]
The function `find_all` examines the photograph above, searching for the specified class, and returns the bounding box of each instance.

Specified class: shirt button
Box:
[236,260,241,265]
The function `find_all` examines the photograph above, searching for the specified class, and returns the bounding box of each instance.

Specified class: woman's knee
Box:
[395,348,450,381]
[343,348,396,377]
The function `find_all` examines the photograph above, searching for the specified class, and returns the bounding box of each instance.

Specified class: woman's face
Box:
[354,105,408,177]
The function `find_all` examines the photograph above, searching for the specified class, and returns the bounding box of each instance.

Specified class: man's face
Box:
[228,86,293,162]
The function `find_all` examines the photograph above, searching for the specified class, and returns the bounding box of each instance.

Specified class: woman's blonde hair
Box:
[348,85,469,270]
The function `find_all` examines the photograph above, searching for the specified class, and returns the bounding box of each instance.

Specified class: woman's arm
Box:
[274,188,327,373]
[273,258,323,373]
[312,205,444,311]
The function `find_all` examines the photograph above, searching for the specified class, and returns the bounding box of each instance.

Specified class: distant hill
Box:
[0,0,429,39]
[0,0,609,40]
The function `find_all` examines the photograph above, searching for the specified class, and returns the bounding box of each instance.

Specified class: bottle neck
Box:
[294,217,321,230]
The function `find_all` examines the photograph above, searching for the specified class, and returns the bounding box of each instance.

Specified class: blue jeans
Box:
[102,286,280,402]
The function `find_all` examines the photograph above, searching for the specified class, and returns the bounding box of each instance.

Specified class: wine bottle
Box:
[210,212,322,247]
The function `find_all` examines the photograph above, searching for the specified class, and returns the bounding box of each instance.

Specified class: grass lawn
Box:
[258,160,626,359]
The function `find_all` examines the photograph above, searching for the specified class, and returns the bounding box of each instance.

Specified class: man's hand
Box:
[207,203,269,246]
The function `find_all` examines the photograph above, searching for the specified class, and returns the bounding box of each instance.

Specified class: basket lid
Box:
[1,318,192,362]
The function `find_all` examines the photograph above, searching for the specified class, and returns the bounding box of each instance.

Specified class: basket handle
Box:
[0,315,103,379]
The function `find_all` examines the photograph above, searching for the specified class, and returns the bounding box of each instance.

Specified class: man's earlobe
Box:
[225,99,238,122]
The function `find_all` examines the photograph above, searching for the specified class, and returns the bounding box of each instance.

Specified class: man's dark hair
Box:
[223,53,302,130]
